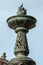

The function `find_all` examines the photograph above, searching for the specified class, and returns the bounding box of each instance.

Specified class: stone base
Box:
[8,57,36,65]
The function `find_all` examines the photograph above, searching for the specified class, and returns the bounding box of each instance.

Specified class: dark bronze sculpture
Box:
[7,4,37,65]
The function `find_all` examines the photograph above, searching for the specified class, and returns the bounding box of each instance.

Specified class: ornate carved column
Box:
[7,4,37,65]
[14,30,29,57]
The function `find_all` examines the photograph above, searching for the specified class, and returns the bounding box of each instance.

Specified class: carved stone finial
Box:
[7,4,37,65]
[1,52,6,59]
[17,4,27,15]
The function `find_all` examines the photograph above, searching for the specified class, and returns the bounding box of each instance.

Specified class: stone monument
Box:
[0,53,8,65]
[7,4,37,65]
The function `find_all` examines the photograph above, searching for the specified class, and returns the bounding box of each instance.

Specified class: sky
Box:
[0,0,43,65]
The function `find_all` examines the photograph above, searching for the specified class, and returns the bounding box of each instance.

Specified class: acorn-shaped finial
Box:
[1,52,6,59]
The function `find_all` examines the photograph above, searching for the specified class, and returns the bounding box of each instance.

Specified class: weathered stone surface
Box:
[7,4,37,65]
[14,31,29,56]
[0,53,8,65]
[7,4,36,30]
[8,57,36,65]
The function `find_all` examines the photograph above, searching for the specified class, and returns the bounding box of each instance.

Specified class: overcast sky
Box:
[0,0,43,65]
